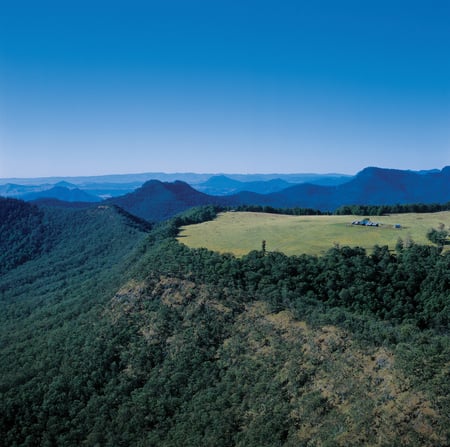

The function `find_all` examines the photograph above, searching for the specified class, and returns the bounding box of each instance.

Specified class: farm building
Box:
[352,219,379,227]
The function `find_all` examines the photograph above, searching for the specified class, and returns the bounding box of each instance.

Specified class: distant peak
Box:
[141,179,163,186]
[202,175,240,186]
[357,166,389,175]
[55,181,77,189]
[355,166,415,179]
[140,179,191,189]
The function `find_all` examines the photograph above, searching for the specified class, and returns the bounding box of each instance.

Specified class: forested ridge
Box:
[0,201,449,446]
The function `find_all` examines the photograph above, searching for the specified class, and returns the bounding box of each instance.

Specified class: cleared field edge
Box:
[177,211,450,257]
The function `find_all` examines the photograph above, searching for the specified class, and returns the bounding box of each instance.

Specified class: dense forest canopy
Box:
[0,200,449,446]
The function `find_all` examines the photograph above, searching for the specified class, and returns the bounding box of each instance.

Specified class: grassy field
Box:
[177,211,450,256]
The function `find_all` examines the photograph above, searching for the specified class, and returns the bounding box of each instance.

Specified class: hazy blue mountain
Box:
[416,169,441,175]
[0,173,212,187]
[224,173,353,186]
[108,180,228,222]
[74,182,146,198]
[0,172,350,186]
[196,175,247,194]
[335,166,450,206]
[238,166,450,211]
[91,167,450,221]
[245,183,335,210]
[0,172,352,199]
[0,183,54,198]
[196,175,294,195]
[306,174,354,186]
[6,167,450,220]
[54,181,78,189]
[22,186,101,203]
[0,182,101,201]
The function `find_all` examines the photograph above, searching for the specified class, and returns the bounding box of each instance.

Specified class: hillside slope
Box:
[0,198,50,274]
[0,208,449,446]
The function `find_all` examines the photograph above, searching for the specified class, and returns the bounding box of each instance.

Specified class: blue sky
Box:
[1,0,449,177]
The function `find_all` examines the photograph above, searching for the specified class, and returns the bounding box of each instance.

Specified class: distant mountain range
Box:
[194,175,294,195]
[0,172,352,200]
[1,167,450,222]
[21,185,100,203]
[229,166,450,211]
[252,166,450,206]
[194,173,351,195]
[101,167,450,222]
[0,181,132,201]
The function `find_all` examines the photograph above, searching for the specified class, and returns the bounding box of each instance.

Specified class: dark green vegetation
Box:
[224,201,450,217]
[0,198,49,274]
[335,202,450,216]
[1,201,449,446]
[427,226,449,250]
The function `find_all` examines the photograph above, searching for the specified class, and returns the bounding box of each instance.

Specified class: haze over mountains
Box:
[1,167,449,222]
[230,166,450,211]
[0,172,351,200]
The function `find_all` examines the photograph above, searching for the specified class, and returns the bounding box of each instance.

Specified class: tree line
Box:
[168,201,450,218]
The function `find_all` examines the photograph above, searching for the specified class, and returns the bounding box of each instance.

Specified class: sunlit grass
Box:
[177,211,450,256]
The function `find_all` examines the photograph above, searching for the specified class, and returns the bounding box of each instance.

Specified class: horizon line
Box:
[1,165,448,182]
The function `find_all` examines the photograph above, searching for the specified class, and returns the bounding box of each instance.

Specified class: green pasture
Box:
[177,211,450,256]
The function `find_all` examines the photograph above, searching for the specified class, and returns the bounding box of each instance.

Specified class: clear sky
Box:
[1,0,449,177]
